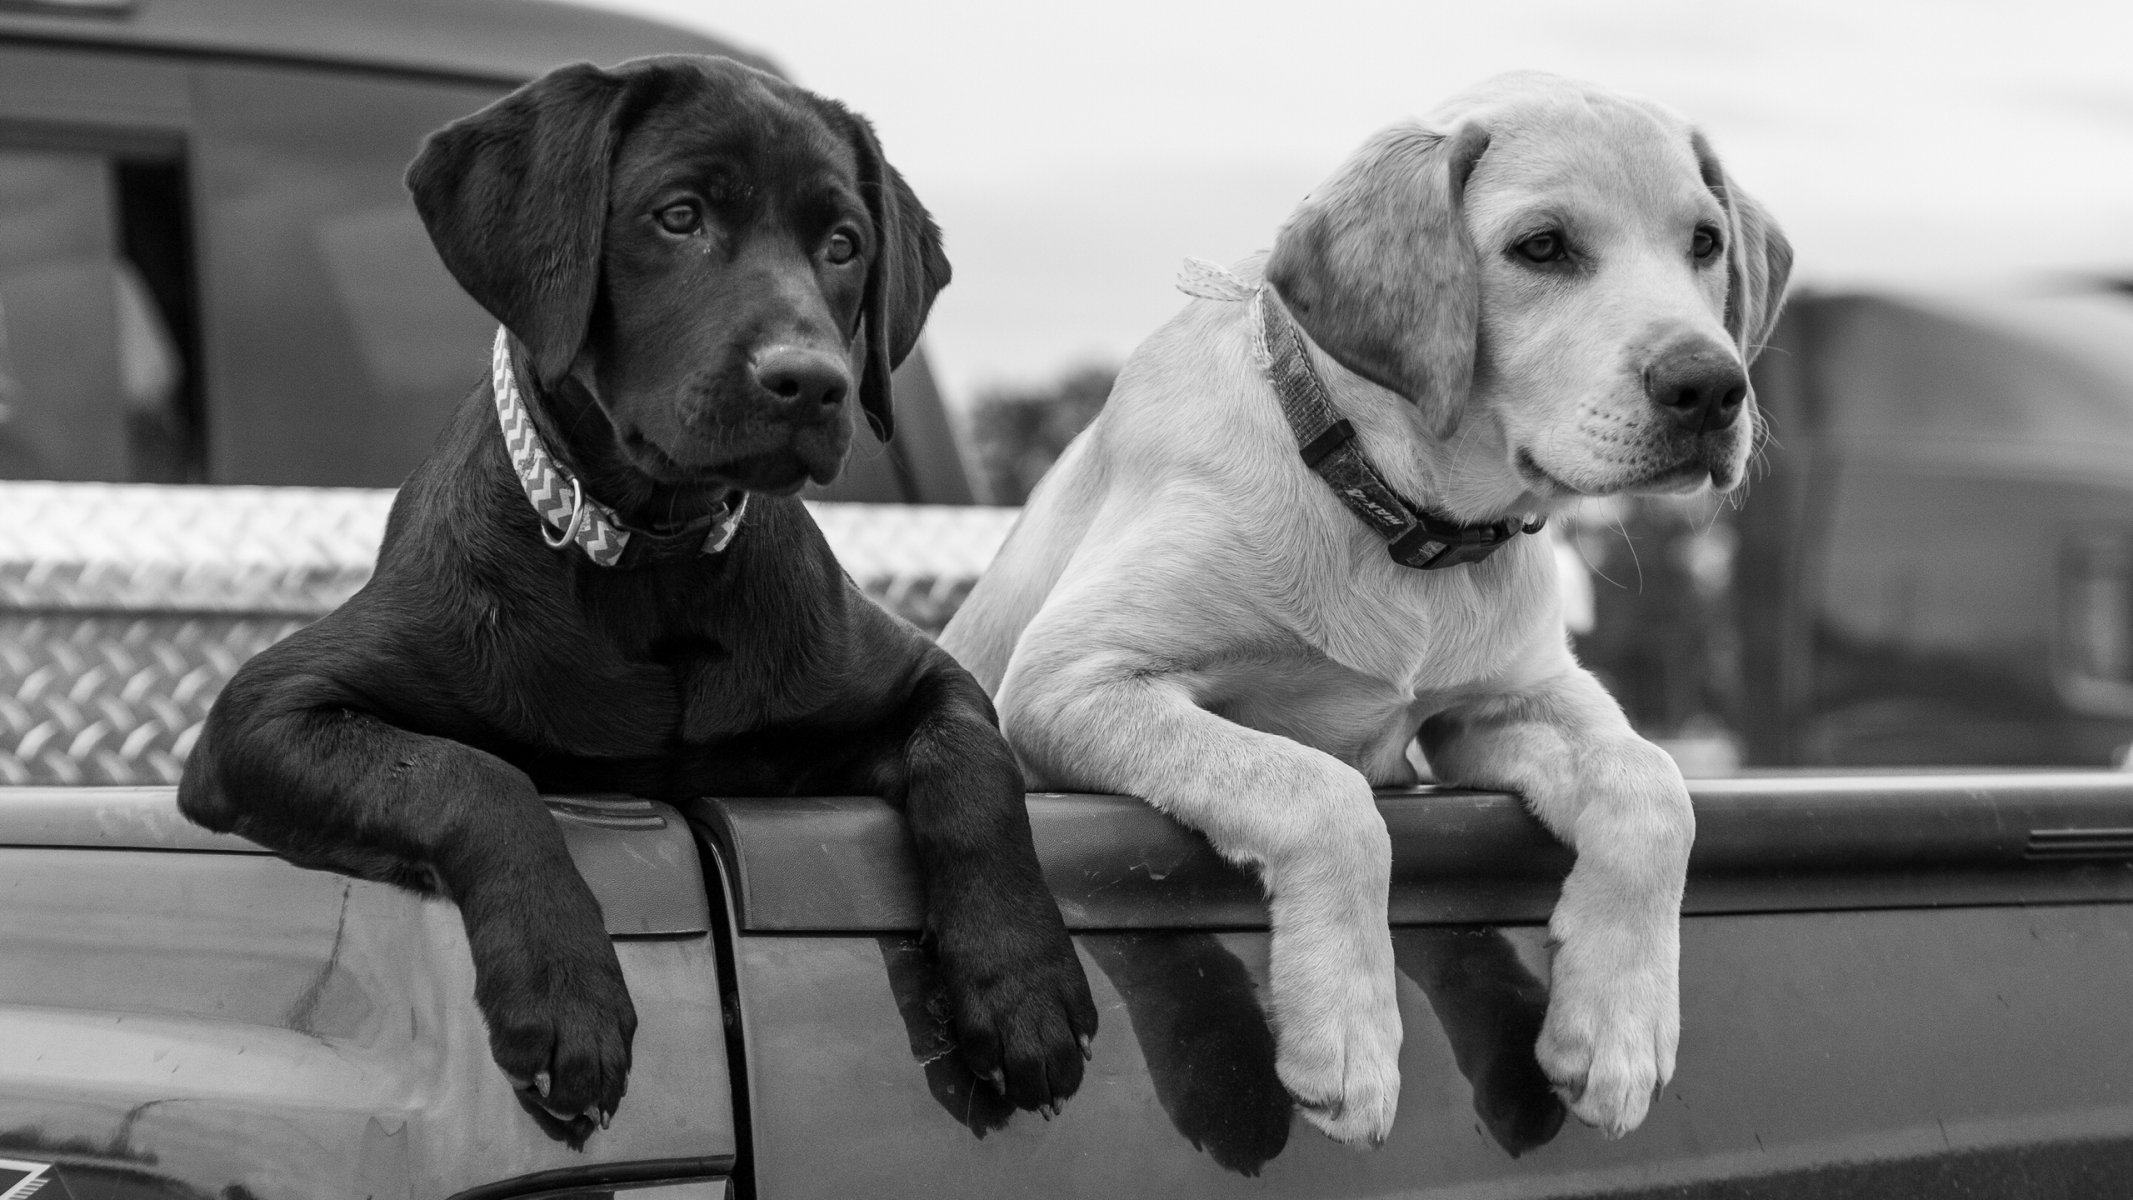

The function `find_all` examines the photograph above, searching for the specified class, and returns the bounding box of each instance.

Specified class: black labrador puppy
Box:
[178,55,1097,1133]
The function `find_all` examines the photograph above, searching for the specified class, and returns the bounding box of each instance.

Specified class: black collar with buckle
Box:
[1257,289,1543,570]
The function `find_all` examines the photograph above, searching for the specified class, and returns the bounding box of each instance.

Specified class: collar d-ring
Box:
[493,326,745,567]
[542,476,588,550]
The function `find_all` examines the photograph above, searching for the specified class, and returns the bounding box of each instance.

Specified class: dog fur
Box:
[180,55,1097,1137]
[940,72,1791,1144]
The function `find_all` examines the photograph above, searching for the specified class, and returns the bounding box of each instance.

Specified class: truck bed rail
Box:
[696,773,2133,931]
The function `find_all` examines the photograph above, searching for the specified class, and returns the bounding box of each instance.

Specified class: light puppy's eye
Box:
[655,202,702,236]
[1692,224,1723,261]
[1513,231,1568,264]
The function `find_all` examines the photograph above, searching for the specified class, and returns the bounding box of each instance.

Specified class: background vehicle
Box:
[1570,287,2133,769]
[7,2,2133,1198]
[0,0,968,504]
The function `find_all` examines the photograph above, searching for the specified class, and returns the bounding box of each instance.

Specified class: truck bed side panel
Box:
[0,791,735,1199]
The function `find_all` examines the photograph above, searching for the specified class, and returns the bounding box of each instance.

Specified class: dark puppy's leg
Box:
[179,645,633,1131]
[855,649,1099,1111]
[875,935,1018,1136]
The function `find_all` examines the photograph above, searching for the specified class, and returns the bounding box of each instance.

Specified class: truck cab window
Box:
[0,147,201,483]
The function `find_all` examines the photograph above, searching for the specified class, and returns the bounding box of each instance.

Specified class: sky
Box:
[584,0,2133,407]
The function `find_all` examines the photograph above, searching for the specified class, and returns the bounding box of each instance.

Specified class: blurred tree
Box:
[967,364,1117,504]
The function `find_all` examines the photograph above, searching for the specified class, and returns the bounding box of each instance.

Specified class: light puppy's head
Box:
[1266,72,1791,504]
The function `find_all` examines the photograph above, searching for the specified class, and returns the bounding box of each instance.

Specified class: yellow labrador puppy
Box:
[941,73,1790,1143]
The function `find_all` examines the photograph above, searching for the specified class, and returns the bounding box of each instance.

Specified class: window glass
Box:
[191,66,506,487]
[0,146,201,484]
[2059,530,2133,715]
[0,149,131,480]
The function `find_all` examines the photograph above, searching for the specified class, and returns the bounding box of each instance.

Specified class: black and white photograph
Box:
[2,0,2132,1196]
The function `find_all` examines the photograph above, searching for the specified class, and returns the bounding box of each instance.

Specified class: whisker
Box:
[1614,508,1645,594]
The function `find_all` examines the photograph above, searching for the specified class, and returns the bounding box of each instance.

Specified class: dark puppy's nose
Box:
[754,347,850,418]
[1644,342,1748,434]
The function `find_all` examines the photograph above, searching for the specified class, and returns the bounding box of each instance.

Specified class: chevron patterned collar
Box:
[490,327,746,569]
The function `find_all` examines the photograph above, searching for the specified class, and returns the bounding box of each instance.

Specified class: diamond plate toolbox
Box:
[0,482,1018,786]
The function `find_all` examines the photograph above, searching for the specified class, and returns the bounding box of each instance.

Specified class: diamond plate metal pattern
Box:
[0,482,389,613]
[810,502,1021,634]
[0,482,1019,786]
[0,615,309,786]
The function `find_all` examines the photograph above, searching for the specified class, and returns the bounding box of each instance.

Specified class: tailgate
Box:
[0,787,735,1200]
[692,774,2133,1199]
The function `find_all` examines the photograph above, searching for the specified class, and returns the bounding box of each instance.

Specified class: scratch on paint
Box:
[283,881,353,1036]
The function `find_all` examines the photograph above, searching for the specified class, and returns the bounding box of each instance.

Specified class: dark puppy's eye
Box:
[1514,232,1567,264]
[1692,225,1723,261]
[655,202,702,236]
[824,229,860,265]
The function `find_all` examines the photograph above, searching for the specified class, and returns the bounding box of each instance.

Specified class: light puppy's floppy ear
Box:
[1266,122,1490,438]
[834,108,951,443]
[1691,132,1794,366]
[406,60,664,389]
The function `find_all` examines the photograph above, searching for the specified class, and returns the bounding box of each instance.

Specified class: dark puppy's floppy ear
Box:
[842,112,951,442]
[1266,122,1489,439]
[1692,131,1793,366]
[406,60,658,388]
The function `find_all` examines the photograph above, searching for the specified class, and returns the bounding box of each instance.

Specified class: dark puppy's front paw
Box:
[939,913,1099,1115]
[474,930,638,1133]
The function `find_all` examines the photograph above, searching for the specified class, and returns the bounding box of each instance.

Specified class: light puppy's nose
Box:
[1643,341,1747,434]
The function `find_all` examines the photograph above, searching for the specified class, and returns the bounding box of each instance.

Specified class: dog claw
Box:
[534,1070,551,1099]
[985,1068,1006,1095]
[1079,1034,1094,1061]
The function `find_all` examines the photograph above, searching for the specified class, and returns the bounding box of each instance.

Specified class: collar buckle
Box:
[1389,513,1547,570]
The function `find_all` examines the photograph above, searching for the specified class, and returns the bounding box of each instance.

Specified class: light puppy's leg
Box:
[1000,609,1401,1146]
[1421,663,1693,1138]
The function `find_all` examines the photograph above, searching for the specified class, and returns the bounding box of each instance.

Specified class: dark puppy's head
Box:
[407,55,951,495]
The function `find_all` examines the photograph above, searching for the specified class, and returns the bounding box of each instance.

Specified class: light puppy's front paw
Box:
[1268,894,1403,1146]
[1535,917,1680,1138]
[1257,772,1405,1146]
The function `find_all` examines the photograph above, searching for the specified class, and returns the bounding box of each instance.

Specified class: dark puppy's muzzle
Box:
[1642,338,1748,434]
[726,344,854,486]
[754,345,852,422]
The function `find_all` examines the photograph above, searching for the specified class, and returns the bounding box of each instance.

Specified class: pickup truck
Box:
[9,482,2133,1199]
[1578,286,2133,772]
[7,2,2133,1199]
